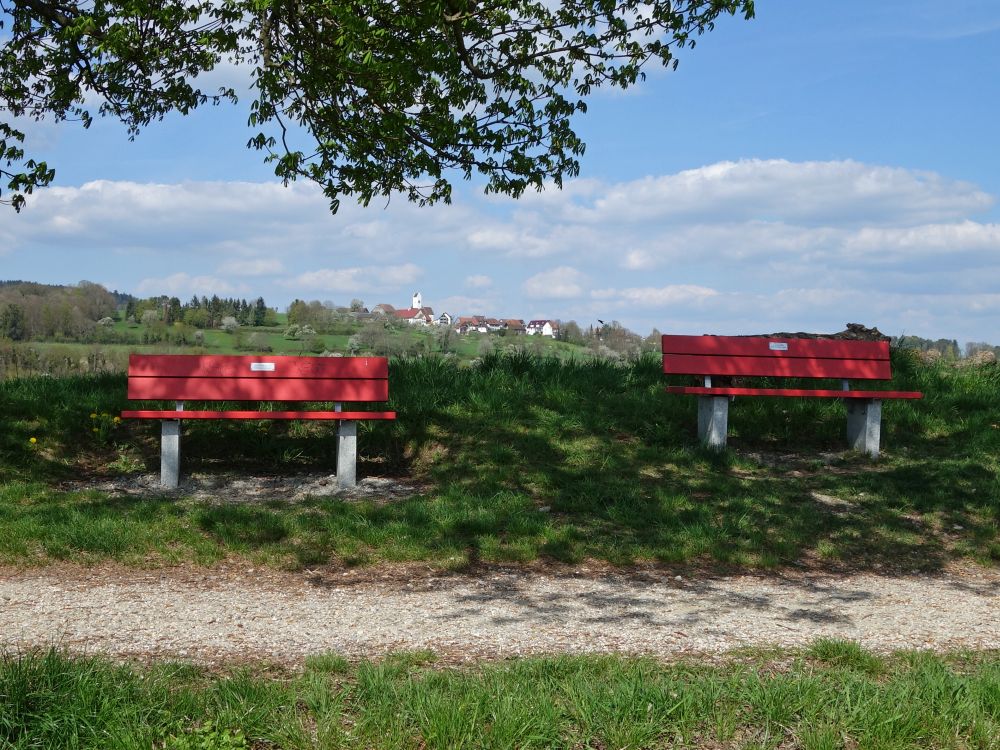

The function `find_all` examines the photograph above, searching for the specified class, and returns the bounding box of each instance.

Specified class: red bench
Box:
[122,354,396,488]
[662,335,922,457]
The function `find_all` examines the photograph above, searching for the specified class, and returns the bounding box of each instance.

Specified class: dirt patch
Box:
[810,490,856,514]
[58,472,426,504]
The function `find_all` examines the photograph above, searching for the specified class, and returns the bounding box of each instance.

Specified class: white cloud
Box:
[381,263,424,285]
[343,221,384,239]
[8,180,332,255]
[523,267,587,299]
[136,273,244,297]
[530,159,993,227]
[464,274,493,289]
[192,58,256,95]
[437,294,496,314]
[466,161,997,284]
[842,221,1000,257]
[467,226,555,257]
[0,227,13,255]
[622,250,655,270]
[217,258,286,276]
[288,263,422,293]
[591,284,720,307]
[600,219,1000,272]
[6,179,475,261]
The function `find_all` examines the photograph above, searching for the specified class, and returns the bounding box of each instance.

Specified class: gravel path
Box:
[1,565,997,665]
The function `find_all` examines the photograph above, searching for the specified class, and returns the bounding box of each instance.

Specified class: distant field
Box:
[1,322,593,374]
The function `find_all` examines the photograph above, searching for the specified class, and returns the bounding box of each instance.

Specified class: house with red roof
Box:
[394,306,435,326]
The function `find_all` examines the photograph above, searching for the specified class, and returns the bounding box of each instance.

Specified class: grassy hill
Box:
[1,349,996,572]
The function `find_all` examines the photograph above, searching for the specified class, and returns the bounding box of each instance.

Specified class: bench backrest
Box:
[126,354,389,402]
[662,335,891,380]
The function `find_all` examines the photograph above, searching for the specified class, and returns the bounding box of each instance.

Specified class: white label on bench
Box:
[250,362,276,371]
[769,342,789,351]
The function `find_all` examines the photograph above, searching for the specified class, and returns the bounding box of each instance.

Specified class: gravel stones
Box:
[2,564,997,666]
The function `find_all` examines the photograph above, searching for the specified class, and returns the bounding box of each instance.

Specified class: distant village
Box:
[367,292,560,338]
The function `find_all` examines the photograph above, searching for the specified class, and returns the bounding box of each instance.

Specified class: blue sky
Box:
[3,0,1000,342]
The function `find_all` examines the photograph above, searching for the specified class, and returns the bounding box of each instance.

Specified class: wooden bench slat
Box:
[127,354,388,379]
[127,377,388,402]
[662,335,889,360]
[662,353,891,380]
[666,386,923,400]
[121,410,397,420]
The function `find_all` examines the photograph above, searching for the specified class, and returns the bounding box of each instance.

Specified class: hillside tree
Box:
[0,302,25,340]
[0,0,754,211]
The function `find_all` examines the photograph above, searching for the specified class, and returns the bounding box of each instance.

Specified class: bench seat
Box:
[666,386,923,399]
[121,410,396,420]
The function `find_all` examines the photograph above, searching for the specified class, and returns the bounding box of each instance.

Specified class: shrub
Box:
[249,332,272,352]
[283,324,315,340]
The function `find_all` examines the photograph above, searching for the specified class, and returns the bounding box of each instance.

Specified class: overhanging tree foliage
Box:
[0,0,753,212]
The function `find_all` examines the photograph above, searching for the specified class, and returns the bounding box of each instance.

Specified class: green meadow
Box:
[0,349,997,571]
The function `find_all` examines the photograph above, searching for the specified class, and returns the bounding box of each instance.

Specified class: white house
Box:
[526,320,558,337]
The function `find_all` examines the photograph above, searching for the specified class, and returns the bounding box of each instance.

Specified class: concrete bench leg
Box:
[847,398,882,458]
[337,420,357,489]
[698,396,729,450]
[161,420,181,488]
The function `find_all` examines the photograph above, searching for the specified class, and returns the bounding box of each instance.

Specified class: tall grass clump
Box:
[0,372,129,482]
[0,649,302,749]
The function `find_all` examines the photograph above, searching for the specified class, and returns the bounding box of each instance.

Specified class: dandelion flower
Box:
[89,412,97,419]
[29,437,37,444]
[92,427,99,433]
[113,416,122,424]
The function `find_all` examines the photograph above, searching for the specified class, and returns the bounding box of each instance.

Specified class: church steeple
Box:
[412,291,422,309]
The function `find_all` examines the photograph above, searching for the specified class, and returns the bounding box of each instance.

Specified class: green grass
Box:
[1,645,998,749]
[0,350,997,571]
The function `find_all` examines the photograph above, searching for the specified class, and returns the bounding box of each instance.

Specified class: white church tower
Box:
[411,291,422,310]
